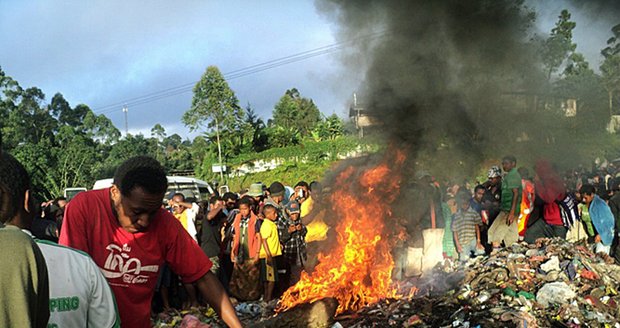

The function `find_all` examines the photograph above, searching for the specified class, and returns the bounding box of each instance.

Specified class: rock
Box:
[252,298,338,328]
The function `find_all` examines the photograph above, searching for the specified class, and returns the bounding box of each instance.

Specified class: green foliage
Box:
[562,52,591,77]
[151,123,166,140]
[265,125,301,148]
[233,135,373,166]
[196,136,377,185]
[601,24,620,117]
[183,65,245,172]
[602,24,620,58]
[311,114,345,141]
[272,88,321,137]
[183,66,243,133]
[541,9,577,81]
[81,110,121,145]
[225,160,335,193]
[245,104,269,152]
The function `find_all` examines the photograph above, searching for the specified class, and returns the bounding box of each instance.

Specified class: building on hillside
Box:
[349,93,380,138]
[500,90,577,117]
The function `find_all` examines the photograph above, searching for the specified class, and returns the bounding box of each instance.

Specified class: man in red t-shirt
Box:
[59,156,241,328]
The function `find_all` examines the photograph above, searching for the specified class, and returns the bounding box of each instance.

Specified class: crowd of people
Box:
[1,152,243,327]
[0,147,329,327]
[395,155,620,278]
[154,178,323,311]
[3,147,620,327]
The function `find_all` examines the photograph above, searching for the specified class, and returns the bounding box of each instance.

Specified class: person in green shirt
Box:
[0,150,50,328]
[487,155,522,252]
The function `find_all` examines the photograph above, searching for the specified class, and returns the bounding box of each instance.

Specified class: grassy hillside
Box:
[205,136,379,192]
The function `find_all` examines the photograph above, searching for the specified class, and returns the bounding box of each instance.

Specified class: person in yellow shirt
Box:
[303,182,329,243]
[259,204,282,302]
[169,193,200,309]
[169,193,199,242]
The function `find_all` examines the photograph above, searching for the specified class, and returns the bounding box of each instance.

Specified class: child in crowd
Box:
[259,204,282,302]
[283,201,307,285]
[231,198,259,264]
[452,191,485,262]
[228,198,261,301]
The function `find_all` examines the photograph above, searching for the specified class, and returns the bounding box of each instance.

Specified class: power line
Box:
[92,30,388,115]
[95,46,348,115]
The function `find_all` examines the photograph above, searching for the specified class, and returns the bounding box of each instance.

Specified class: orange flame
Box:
[277,149,406,315]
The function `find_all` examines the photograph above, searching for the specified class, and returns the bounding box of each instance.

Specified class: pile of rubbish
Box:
[339,238,620,327]
[153,238,620,327]
[152,306,223,328]
[152,301,273,327]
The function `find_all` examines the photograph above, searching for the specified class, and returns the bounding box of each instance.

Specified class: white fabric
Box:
[594,242,611,255]
[36,240,119,328]
[184,203,199,242]
[422,228,445,272]
[566,221,588,242]
[405,247,423,277]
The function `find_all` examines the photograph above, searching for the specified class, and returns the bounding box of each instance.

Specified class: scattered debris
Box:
[152,307,223,328]
[155,239,620,327]
[334,238,620,327]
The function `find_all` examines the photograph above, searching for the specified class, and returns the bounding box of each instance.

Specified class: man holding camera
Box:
[282,200,307,286]
[169,193,199,242]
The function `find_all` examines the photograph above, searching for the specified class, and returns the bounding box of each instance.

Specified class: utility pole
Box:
[122,105,128,136]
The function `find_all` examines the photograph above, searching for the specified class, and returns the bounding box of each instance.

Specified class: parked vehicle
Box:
[63,187,87,200]
[92,176,215,201]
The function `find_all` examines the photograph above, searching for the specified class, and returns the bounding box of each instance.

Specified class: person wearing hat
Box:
[264,182,288,220]
[282,200,307,286]
[246,183,265,216]
[481,165,502,227]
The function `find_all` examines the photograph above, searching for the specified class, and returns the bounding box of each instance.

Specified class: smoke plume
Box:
[318,0,547,179]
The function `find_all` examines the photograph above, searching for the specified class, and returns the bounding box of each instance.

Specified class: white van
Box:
[64,187,87,200]
[92,176,215,202]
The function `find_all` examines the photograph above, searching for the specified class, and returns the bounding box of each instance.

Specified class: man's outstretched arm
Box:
[195,271,242,328]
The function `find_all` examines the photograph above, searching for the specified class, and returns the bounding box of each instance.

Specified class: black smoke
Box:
[318,0,547,179]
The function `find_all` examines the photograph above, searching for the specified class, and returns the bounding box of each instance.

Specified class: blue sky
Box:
[0,1,359,137]
[0,1,617,138]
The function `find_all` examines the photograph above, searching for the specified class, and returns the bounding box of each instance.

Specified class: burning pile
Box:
[277,149,407,315]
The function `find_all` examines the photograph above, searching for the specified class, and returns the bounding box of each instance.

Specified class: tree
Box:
[49,93,71,120]
[265,125,301,148]
[562,52,590,77]
[601,24,620,118]
[555,57,607,133]
[312,114,345,141]
[101,134,155,177]
[49,93,89,128]
[149,124,167,164]
[245,103,269,152]
[82,110,121,145]
[151,123,166,140]
[272,88,321,137]
[541,9,577,81]
[189,135,210,174]
[0,69,126,198]
[182,66,244,182]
